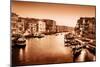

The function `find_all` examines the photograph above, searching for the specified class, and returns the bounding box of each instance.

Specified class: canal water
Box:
[12,33,95,66]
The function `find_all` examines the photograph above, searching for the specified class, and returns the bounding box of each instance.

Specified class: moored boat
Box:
[15,36,26,48]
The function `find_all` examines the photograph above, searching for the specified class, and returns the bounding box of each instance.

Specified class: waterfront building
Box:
[17,17,26,35]
[75,17,96,39]
[27,18,38,34]
[42,19,56,34]
[25,18,46,35]
[37,20,46,34]
[56,25,73,33]
[11,13,19,35]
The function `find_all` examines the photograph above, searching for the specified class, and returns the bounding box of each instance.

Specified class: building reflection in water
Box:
[19,48,24,61]
[12,33,95,66]
[18,48,26,64]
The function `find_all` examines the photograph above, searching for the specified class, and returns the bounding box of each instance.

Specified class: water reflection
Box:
[12,33,95,66]
[19,48,25,61]
[19,48,23,61]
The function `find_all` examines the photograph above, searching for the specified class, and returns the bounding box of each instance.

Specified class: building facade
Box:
[42,19,56,34]
[17,17,26,35]
[75,17,96,39]
[37,20,46,34]
[26,18,38,35]
[24,18,46,35]
[12,12,75,36]
[56,25,73,33]
[11,13,19,35]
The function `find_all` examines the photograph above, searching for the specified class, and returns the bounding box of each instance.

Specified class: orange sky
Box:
[12,1,96,27]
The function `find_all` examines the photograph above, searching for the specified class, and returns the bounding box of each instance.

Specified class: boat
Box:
[11,34,21,47]
[33,33,45,38]
[64,33,75,43]
[24,31,45,38]
[15,36,26,48]
[12,37,16,47]
[23,30,34,38]
[35,34,44,38]
[24,34,34,38]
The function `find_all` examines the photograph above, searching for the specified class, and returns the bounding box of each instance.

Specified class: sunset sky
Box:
[12,1,96,27]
